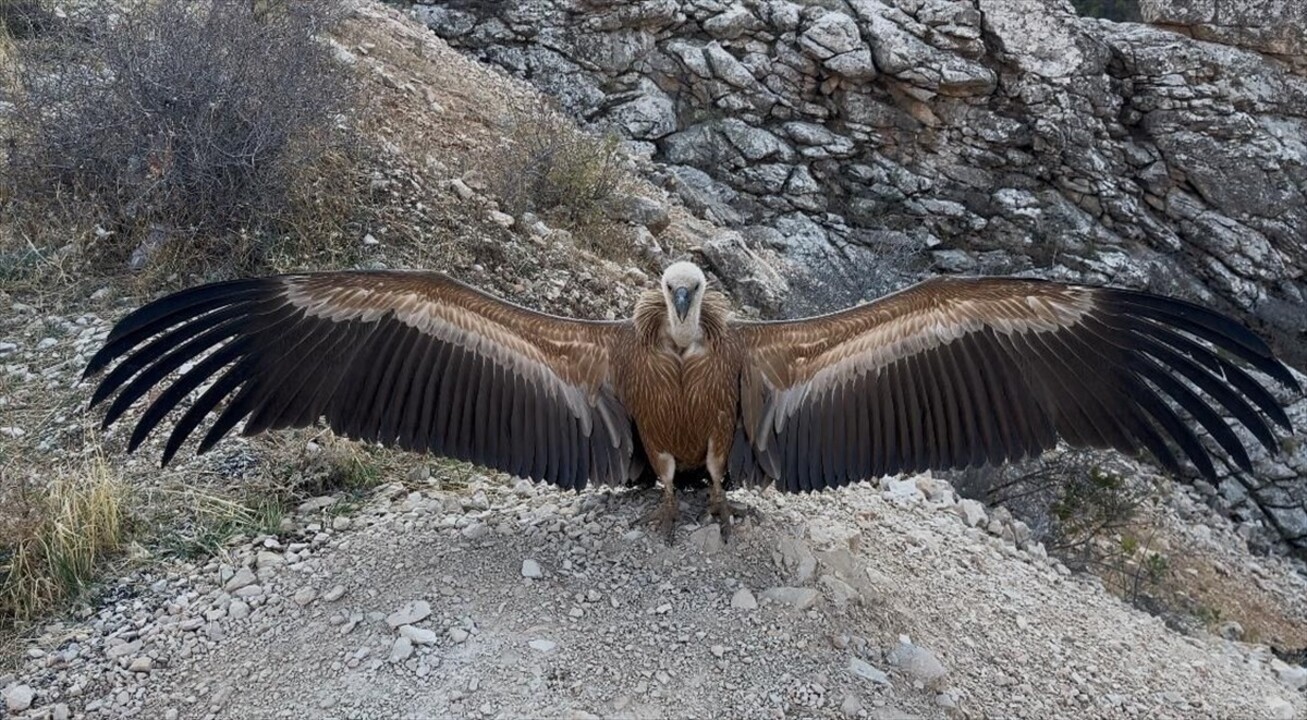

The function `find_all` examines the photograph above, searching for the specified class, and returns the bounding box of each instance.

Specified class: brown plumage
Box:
[85,261,1301,540]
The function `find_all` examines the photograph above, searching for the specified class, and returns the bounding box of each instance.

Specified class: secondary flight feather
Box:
[85,262,1301,540]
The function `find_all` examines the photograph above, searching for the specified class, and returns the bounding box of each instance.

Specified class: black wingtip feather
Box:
[87,281,269,378]
[163,364,248,465]
[1130,329,1278,455]
[125,341,247,454]
[1109,291,1299,390]
[1134,357,1252,472]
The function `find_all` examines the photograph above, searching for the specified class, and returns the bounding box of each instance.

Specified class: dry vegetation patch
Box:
[954,450,1307,647]
[1,0,368,276]
[481,103,635,257]
[0,456,128,622]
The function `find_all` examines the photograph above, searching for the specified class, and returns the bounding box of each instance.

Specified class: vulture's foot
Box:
[709,499,736,543]
[636,496,680,544]
[709,499,762,543]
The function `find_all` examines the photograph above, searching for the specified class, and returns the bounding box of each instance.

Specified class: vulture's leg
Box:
[706,442,763,541]
[706,445,735,542]
[639,452,679,543]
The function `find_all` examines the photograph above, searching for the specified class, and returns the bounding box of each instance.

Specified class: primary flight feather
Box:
[85,262,1301,540]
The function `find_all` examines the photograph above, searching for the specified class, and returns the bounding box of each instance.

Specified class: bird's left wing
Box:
[85,271,635,490]
[732,276,1299,492]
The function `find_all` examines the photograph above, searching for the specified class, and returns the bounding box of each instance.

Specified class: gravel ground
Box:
[3,468,1305,720]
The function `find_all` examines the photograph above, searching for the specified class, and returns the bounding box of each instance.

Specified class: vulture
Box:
[85,261,1300,540]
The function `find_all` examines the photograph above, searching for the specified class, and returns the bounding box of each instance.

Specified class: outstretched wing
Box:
[85,271,635,490]
[733,276,1299,492]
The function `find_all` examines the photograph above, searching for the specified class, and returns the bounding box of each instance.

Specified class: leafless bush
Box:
[951,451,1160,560]
[1,0,361,266]
[951,451,1181,616]
[0,0,59,40]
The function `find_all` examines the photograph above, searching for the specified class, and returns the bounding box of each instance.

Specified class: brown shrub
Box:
[0,0,364,270]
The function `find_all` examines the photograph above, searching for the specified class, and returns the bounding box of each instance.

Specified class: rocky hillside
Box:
[1,2,1306,719]
[411,0,1307,557]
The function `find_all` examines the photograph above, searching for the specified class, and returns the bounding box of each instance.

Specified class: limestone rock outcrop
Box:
[1140,0,1306,73]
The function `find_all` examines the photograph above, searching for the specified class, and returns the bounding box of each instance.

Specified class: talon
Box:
[709,498,762,544]
[640,496,679,544]
[710,499,762,543]
[729,500,763,524]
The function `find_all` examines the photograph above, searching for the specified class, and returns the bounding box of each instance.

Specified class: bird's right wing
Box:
[85,271,636,489]
[733,276,1299,492]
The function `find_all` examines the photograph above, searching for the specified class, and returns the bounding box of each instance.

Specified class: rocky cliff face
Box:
[1141,0,1306,74]
[410,0,1307,555]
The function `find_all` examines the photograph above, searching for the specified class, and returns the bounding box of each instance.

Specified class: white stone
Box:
[386,600,432,629]
[448,178,476,200]
[882,477,924,504]
[760,587,820,610]
[730,588,758,610]
[689,524,724,553]
[888,640,948,688]
[1266,696,1297,720]
[521,559,543,578]
[957,498,988,528]
[399,625,439,646]
[389,636,414,662]
[106,639,142,659]
[4,684,34,712]
[849,658,890,685]
[256,551,285,569]
[1271,659,1307,691]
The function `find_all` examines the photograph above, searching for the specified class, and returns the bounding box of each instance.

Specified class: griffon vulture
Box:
[85,262,1300,540]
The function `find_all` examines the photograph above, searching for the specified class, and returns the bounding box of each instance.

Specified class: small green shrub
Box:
[151,488,286,560]
[950,450,1160,564]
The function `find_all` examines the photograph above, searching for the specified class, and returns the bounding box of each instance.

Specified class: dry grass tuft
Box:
[0,457,129,622]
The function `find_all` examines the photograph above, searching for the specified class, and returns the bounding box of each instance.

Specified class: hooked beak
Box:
[673,286,691,322]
